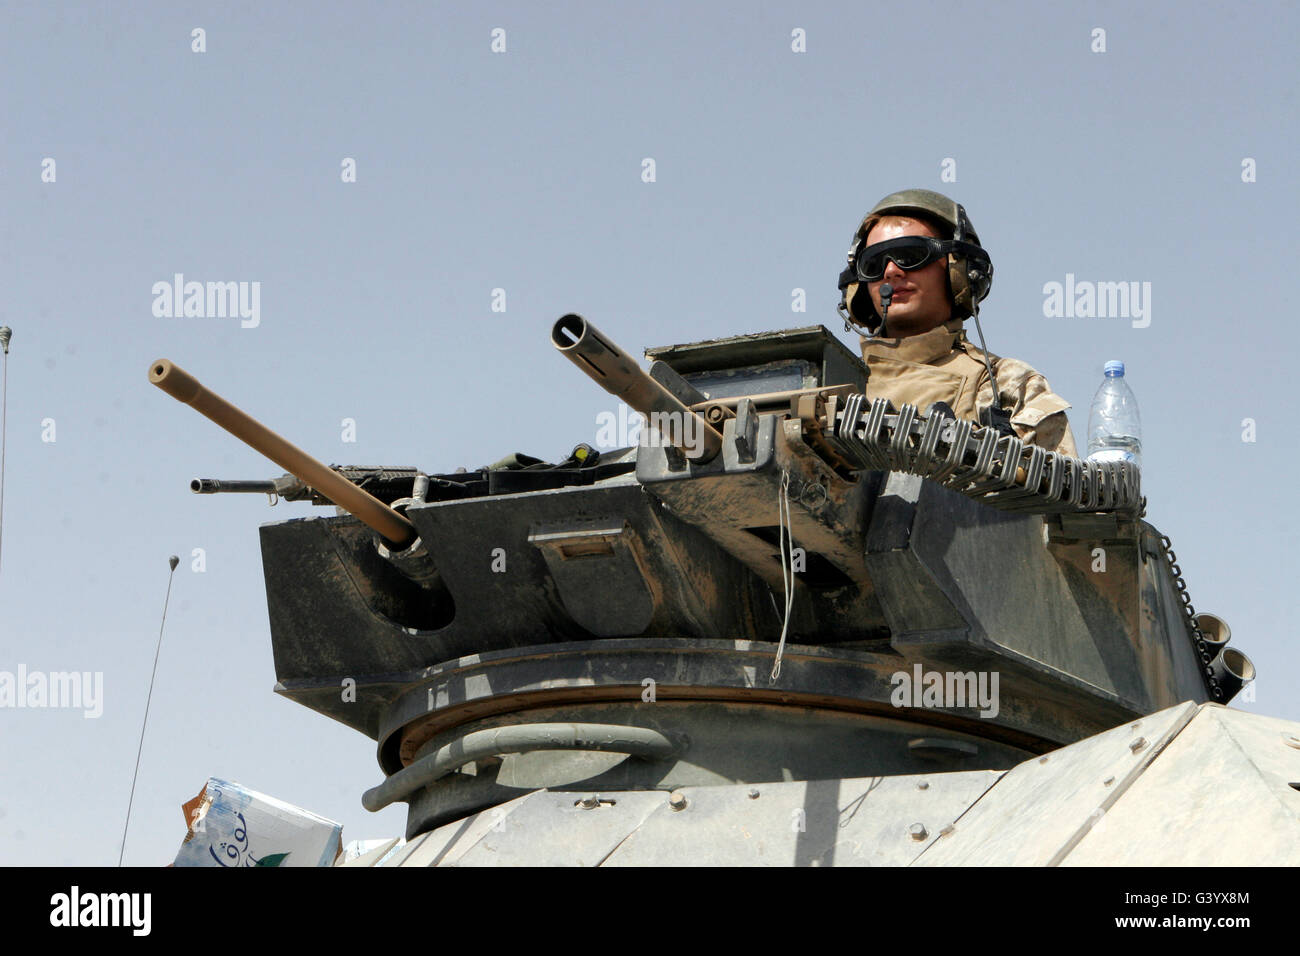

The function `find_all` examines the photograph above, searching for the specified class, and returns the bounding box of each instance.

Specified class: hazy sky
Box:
[2,0,1297,866]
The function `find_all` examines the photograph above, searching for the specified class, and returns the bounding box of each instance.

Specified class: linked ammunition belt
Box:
[826,396,1143,516]
[1156,530,1225,701]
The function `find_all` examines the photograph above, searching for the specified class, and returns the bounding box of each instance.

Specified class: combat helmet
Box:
[837,188,993,335]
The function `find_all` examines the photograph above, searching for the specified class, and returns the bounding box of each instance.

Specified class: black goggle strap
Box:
[947,239,986,263]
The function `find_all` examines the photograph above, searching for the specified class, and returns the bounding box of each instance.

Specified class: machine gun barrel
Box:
[551,314,723,462]
[149,359,418,549]
[191,477,301,495]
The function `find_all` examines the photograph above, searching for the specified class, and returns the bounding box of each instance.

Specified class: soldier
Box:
[837,189,1078,457]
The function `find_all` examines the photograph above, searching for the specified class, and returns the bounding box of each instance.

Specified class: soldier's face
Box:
[863,217,952,338]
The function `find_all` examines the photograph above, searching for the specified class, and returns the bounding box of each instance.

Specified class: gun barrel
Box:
[192,478,279,494]
[551,314,723,462]
[150,359,417,549]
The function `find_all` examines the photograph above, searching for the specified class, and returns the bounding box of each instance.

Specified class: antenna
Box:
[0,326,11,574]
[119,555,181,866]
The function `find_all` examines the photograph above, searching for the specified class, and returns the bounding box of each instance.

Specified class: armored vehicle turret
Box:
[153,316,1289,867]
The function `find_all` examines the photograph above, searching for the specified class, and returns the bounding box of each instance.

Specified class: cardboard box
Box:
[174,778,343,867]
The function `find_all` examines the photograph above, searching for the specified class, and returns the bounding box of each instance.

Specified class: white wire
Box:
[770,470,795,681]
[119,561,178,866]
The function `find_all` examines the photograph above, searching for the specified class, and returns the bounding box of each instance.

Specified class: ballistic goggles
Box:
[854,236,985,283]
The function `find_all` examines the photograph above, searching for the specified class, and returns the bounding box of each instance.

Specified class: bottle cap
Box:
[1104,360,1125,377]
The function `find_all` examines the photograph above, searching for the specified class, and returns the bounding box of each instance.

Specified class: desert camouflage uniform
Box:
[859,318,1078,457]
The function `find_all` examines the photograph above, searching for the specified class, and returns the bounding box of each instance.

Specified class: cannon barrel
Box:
[149,359,418,549]
[552,313,723,462]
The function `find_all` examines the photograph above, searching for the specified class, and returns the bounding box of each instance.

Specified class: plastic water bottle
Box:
[1087,360,1142,468]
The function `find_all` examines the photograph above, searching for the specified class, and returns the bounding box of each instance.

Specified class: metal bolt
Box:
[917,781,929,790]
[668,790,688,811]
[578,794,601,809]
[1039,756,1050,764]
[1129,737,1147,753]
[909,823,929,841]
[747,788,760,799]
[1103,776,1115,787]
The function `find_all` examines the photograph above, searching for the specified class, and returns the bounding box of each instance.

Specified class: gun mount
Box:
[149,359,454,615]
[552,314,724,462]
[150,359,418,549]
